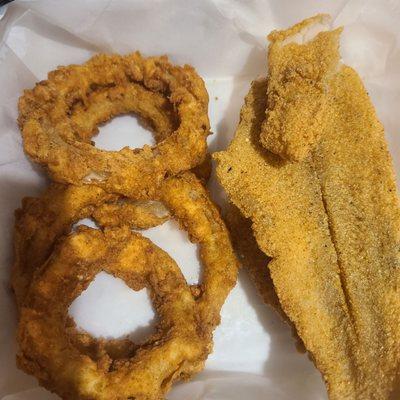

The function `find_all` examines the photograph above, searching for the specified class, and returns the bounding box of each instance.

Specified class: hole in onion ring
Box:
[93,114,155,151]
[139,220,202,285]
[68,271,157,343]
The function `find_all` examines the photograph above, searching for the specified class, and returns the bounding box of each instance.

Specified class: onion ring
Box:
[14,172,238,330]
[18,52,210,198]
[17,227,210,400]
[14,173,238,399]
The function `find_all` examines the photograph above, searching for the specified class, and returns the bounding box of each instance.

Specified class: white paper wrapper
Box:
[0,1,398,399]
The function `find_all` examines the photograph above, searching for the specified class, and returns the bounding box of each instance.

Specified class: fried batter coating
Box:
[15,174,238,399]
[225,190,307,353]
[13,171,237,324]
[18,52,210,198]
[159,172,239,328]
[93,200,169,229]
[13,184,168,307]
[260,14,341,161]
[215,70,400,398]
[224,203,280,311]
[215,78,356,397]
[17,227,210,400]
[13,151,212,309]
[312,66,400,399]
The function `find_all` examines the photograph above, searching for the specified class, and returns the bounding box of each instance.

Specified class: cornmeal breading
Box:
[260,15,341,161]
[215,65,400,398]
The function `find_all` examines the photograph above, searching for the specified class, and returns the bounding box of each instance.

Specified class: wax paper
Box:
[0,0,399,399]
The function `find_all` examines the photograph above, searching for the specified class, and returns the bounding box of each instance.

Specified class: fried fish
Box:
[214,21,400,396]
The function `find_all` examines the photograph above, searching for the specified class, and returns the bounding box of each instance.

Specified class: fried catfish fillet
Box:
[214,68,400,398]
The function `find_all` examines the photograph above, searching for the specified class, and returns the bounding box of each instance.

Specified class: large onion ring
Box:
[14,173,238,330]
[14,172,238,323]
[17,227,210,400]
[14,173,238,399]
[18,52,210,198]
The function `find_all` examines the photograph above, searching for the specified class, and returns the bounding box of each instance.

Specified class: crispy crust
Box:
[18,52,210,198]
[260,15,342,161]
[224,203,306,353]
[17,227,210,400]
[215,77,359,398]
[13,173,238,326]
[93,199,170,229]
[15,173,238,399]
[224,203,279,310]
[215,70,400,398]
[159,172,239,328]
[12,184,169,307]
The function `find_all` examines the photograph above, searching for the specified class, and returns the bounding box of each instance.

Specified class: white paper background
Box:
[0,1,399,399]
